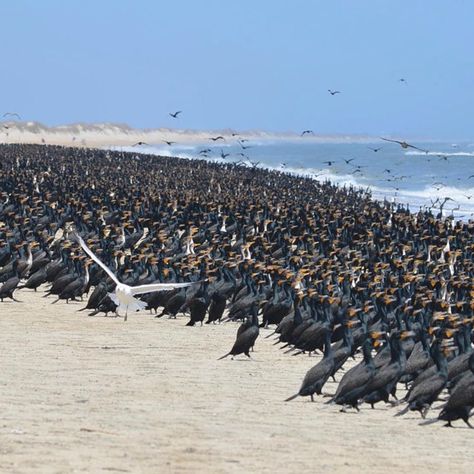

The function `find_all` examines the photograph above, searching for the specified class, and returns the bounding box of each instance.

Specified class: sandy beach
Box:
[0,121,375,149]
[1,290,472,474]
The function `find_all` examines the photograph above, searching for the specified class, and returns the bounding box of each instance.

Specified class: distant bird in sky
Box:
[248,160,260,169]
[163,140,176,146]
[220,150,230,159]
[209,136,225,141]
[280,162,287,168]
[169,111,182,118]
[322,161,336,166]
[380,137,428,153]
[384,169,392,174]
[301,130,314,136]
[132,141,148,146]
[343,158,355,164]
[438,155,449,162]
[2,112,21,120]
[464,195,473,200]
[468,175,474,179]
[368,146,383,152]
[328,89,341,96]
[433,183,445,191]
[399,78,407,85]
[238,140,252,150]
[199,148,212,154]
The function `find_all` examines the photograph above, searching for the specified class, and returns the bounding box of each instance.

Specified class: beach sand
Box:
[1,290,472,473]
[0,122,374,149]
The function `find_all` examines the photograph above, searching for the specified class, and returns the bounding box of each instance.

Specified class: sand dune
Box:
[0,121,375,148]
[1,290,472,473]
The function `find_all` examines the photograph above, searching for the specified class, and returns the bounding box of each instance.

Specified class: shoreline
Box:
[0,120,413,148]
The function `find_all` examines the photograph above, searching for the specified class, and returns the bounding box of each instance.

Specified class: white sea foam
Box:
[405,151,474,157]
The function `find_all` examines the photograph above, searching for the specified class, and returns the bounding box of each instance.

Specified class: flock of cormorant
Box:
[1,143,473,428]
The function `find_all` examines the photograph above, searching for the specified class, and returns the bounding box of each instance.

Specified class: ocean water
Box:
[114,140,474,219]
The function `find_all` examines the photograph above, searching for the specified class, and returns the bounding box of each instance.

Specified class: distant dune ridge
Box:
[0,121,377,147]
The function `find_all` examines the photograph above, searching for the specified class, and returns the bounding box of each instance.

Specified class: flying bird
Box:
[301,130,314,136]
[163,140,176,146]
[169,111,182,118]
[209,136,225,141]
[2,112,21,120]
[399,78,407,85]
[74,234,194,321]
[343,158,355,165]
[368,146,383,152]
[238,140,252,150]
[322,161,336,166]
[220,150,230,159]
[328,90,341,96]
[380,137,428,153]
[132,142,148,146]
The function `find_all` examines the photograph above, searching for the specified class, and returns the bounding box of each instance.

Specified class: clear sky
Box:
[1,0,473,139]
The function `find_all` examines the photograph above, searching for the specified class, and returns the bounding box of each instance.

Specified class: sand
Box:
[1,290,472,473]
[0,121,375,149]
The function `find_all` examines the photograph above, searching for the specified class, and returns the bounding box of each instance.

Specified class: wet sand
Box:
[1,290,472,473]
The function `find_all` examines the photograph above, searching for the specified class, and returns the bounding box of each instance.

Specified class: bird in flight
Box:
[163,140,176,146]
[343,158,355,165]
[399,78,407,85]
[368,146,383,152]
[132,141,148,146]
[301,130,314,136]
[220,150,230,159]
[74,234,195,321]
[328,90,341,96]
[209,136,225,141]
[2,112,21,120]
[199,148,212,154]
[322,161,336,166]
[380,137,428,153]
[169,111,182,118]
[238,140,252,150]
[464,195,473,200]
[468,175,474,179]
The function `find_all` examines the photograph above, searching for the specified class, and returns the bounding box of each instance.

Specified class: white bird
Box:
[74,234,194,321]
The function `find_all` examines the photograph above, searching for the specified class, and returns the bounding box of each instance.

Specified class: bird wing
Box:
[380,137,401,145]
[74,234,120,286]
[130,281,194,296]
[407,143,429,153]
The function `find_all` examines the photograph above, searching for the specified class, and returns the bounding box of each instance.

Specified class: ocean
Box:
[114,140,474,219]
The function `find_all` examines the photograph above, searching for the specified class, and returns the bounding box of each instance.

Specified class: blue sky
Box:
[1,0,473,139]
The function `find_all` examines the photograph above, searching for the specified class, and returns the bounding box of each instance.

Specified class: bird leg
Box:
[124,306,128,322]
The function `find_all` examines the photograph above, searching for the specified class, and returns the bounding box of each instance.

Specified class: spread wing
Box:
[380,137,401,145]
[130,281,193,296]
[74,234,120,285]
[407,143,429,153]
